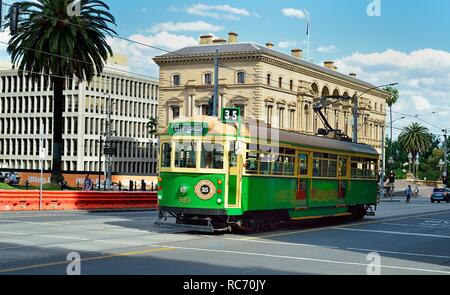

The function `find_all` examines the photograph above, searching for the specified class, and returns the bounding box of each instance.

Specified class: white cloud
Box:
[277,41,298,49]
[107,31,198,77]
[335,48,450,135]
[282,8,306,19]
[185,4,254,20]
[317,45,337,53]
[149,21,223,33]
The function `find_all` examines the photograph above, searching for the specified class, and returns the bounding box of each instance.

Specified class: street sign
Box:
[222,107,240,123]
[104,147,117,156]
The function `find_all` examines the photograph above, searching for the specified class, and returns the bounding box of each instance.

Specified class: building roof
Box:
[154,43,378,90]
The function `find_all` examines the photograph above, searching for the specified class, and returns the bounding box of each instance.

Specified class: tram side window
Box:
[201,143,224,169]
[351,158,376,179]
[299,154,309,176]
[259,154,271,175]
[246,152,259,174]
[161,143,172,168]
[313,153,338,178]
[175,142,197,168]
[282,156,295,176]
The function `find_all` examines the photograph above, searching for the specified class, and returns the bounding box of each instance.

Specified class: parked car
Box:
[431,188,450,203]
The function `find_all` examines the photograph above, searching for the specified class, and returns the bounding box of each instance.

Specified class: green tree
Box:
[7,0,116,183]
[147,117,159,136]
[383,86,400,141]
[398,123,432,160]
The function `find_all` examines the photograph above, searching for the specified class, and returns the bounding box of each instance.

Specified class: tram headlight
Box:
[217,198,222,205]
[157,195,163,200]
[180,185,189,195]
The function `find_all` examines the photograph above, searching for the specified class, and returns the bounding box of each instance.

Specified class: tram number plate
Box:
[179,197,191,204]
[222,108,240,123]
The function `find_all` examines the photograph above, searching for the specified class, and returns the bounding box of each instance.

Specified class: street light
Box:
[379,116,405,200]
[415,155,420,180]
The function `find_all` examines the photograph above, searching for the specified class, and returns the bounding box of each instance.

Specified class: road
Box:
[1,197,450,275]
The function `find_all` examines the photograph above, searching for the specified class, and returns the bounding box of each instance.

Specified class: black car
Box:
[431,188,450,203]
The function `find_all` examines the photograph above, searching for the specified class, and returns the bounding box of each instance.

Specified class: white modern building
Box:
[0,56,159,176]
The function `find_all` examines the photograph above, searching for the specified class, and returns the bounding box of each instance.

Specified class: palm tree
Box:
[147,117,159,137]
[7,0,116,183]
[383,86,400,141]
[398,122,432,160]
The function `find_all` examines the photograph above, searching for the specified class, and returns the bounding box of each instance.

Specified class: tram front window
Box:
[161,143,172,168]
[201,143,224,169]
[175,142,197,168]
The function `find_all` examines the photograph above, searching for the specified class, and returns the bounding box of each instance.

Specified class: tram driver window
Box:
[175,142,197,168]
[201,143,224,169]
[161,143,172,168]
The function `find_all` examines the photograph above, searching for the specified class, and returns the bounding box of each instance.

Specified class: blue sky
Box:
[1,0,450,136]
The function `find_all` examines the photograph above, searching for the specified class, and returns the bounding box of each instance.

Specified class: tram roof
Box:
[162,116,379,157]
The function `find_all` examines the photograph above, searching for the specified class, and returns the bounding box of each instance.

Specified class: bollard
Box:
[141,179,146,191]
[118,181,122,191]
[25,180,30,190]
[129,180,133,191]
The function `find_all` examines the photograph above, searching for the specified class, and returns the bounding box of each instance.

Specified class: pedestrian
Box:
[405,185,412,203]
[83,174,93,191]
[414,185,419,198]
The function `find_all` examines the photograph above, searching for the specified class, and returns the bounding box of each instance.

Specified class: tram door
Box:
[337,157,348,204]
[227,141,242,208]
[296,152,309,207]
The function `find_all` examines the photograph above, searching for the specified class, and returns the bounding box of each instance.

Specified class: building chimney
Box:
[324,61,336,70]
[291,48,303,59]
[349,72,357,78]
[213,38,227,44]
[199,34,213,45]
[265,42,274,49]
[228,32,238,44]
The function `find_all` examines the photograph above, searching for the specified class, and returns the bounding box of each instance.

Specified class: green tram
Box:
[155,116,379,233]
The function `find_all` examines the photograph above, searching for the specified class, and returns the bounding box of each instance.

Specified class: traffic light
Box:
[9,3,19,35]
[207,97,214,116]
[0,1,3,31]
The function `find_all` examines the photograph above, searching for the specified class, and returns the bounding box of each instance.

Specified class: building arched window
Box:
[267,74,271,86]
[172,74,180,86]
[279,77,283,88]
[290,80,294,91]
[237,71,245,84]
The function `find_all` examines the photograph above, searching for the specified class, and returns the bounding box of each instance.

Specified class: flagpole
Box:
[305,9,310,62]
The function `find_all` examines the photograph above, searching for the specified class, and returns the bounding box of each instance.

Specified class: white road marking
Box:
[335,228,450,239]
[346,247,450,260]
[0,231,28,236]
[95,240,146,246]
[383,222,450,228]
[36,235,90,241]
[225,237,339,249]
[155,245,450,274]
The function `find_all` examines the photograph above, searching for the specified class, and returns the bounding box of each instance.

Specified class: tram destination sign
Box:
[169,122,209,136]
